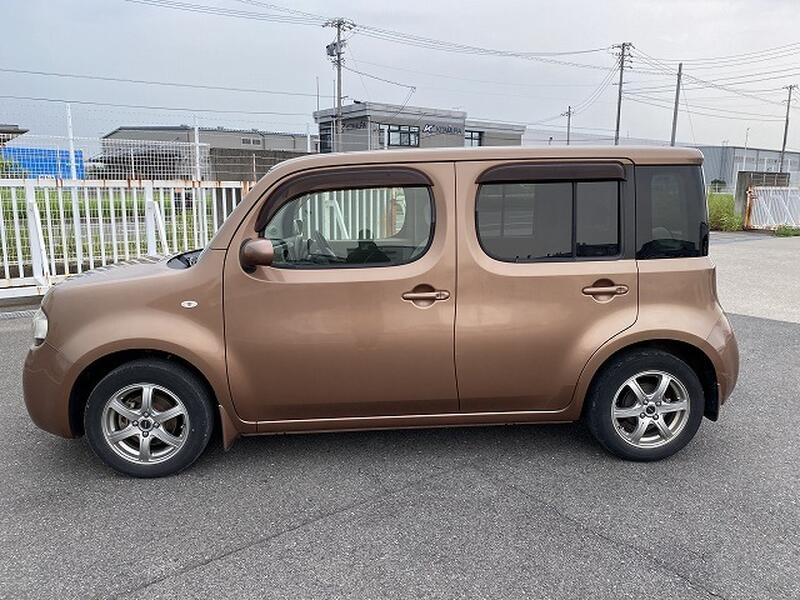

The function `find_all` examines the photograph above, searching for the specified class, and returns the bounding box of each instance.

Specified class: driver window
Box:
[262,186,434,268]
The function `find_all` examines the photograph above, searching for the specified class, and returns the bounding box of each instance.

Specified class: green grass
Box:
[775,225,800,237]
[707,193,743,232]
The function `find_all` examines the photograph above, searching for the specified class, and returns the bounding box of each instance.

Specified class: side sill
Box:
[255,408,576,435]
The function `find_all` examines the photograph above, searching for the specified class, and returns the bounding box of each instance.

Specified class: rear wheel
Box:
[585,350,705,461]
[84,358,214,477]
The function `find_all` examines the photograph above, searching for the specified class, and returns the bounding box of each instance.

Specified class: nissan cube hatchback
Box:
[23,146,739,477]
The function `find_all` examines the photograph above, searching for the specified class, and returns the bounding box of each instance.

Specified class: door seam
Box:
[452,161,461,411]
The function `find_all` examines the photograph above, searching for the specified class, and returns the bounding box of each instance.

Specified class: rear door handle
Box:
[402,290,451,301]
[582,284,629,296]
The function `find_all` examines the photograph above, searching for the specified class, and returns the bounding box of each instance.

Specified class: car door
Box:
[224,162,458,422]
[455,160,639,413]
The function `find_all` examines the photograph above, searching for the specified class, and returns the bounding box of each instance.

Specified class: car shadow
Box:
[31,420,601,481]
[203,421,601,470]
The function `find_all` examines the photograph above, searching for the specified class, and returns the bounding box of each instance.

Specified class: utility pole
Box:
[613,42,632,146]
[743,127,750,171]
[65,103,83,271]
[193,114,202,181]
[65,103,78,180]
[779,84,796,172]
[325,18,354,152]
[670,62,683,146]
[562,106,573,145]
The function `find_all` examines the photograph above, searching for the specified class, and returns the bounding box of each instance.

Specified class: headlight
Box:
[32,308,48,346]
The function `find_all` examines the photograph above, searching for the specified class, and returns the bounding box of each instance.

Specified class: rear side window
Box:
[636,166,708,259]
[476,181,620,262]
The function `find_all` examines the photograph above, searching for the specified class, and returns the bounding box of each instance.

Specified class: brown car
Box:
[23,146,739,477]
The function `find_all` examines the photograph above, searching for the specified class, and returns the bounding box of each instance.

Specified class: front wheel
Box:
[84,358,214,477]
[585,350,705,461]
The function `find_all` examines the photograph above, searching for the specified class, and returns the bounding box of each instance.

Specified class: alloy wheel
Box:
[611,370,691,449]
[100,383,190,464]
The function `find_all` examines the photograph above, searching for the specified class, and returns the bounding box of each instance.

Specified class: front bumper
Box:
[23,342,76,438]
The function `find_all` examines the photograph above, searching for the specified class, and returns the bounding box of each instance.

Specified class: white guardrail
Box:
[0,179,251,299]
[747,186,800,230]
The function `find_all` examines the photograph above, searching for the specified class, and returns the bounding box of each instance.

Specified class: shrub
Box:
[775,225,800,237]
[707,193,742,231]
[709,179,728,193]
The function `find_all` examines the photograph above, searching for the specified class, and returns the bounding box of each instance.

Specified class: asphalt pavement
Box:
[0,232,798,599]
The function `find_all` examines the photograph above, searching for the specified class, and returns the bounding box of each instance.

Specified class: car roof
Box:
[270,145,703,176]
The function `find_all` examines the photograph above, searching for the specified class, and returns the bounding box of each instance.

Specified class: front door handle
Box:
[402,290,451,302]
[402,285,451,308]
[582,284,629,296]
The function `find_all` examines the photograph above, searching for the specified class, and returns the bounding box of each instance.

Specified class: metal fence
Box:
[0,179,249,298]
[1,134,212,180]
[746,186,800,230]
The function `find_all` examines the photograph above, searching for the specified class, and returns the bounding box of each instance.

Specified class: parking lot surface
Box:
[1,233,798,600]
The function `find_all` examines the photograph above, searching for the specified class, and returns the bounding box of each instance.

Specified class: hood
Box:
[56,256,169,289]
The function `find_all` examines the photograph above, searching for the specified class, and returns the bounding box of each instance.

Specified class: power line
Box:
[230,0,328,22]
[341,65,416,91]
[572,62,620,113]
[348,59,603,89]
[638,41,800,67]
[121,0,325,25]
[121,0,614,70]
[626,92,784,118]
[626,65,800,93]
[682,90,697,144]
[631,48,792,109]
[626,95,784,122]
[0,66,332,98]
[0,94,310,116]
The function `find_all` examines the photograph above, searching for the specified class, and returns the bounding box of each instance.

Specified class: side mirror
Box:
[240,238,274,272]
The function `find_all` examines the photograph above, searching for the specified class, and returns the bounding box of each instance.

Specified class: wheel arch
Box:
[576,337,720,422]
[68,349,220,437]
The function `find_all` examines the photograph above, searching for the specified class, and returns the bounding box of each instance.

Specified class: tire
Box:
[585,349,705,461]
[84,358,215,477]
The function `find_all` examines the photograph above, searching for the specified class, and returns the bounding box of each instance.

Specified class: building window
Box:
[320,125,333,153]
[252,138,262,146]
[465,130,482,147]
[241,137,252,145]
[386,124,419,147]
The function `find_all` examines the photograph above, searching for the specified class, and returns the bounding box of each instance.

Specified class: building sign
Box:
[422,123,464,136]
[342,120,368,130]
